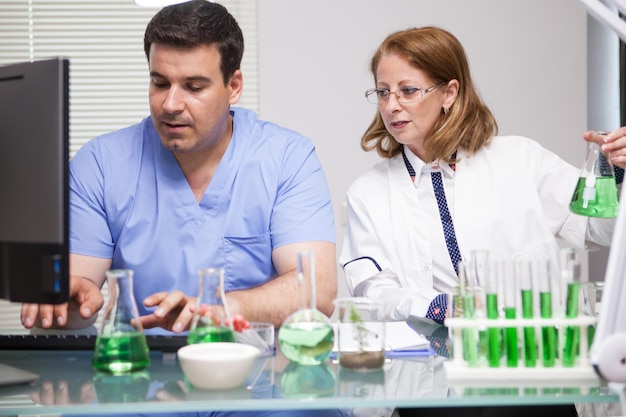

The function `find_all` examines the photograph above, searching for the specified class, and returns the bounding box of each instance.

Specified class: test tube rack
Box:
[444,315,599,383]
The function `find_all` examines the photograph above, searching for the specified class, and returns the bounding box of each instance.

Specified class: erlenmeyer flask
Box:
[570,136,619,218]
[187,267,236,344]
[278,251,334,365]
[92,269,150,374]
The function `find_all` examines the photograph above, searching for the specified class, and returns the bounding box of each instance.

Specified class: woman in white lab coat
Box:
[339,26,624,325]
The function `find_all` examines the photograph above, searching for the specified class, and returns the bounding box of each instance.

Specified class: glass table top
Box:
[0,320,622,415]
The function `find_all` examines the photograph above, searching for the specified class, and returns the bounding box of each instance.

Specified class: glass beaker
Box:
[334,297,385,371]
[569,134,619,218]
[187,267,236,344]
[92,269,150,374]
[278,251,334,365]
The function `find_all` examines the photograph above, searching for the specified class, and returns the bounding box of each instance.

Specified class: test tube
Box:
[486,261,501,367]
[470,250,489,360]
[560,248,582,367]
[536,258,557,367]
[518,260,537,367]
[501,261,518,367]
[458,261,479,367]
[581,281,603,349]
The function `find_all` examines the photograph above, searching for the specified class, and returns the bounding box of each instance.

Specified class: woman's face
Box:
[374,54,448,161]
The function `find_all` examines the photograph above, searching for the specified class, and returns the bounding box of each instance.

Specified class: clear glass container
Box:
[92,269,150,374]
[278,251,334,365]
[334,297,385,371]
[570,135,619,218]
[187,267,236,344]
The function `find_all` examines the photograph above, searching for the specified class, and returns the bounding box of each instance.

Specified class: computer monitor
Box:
[0,57,70,304]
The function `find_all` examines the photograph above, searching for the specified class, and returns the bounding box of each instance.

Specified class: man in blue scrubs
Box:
[21,0,336,335]
[21,1,342,416]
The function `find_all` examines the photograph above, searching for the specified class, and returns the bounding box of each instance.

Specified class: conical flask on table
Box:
[278,251,334,365]
[187,267,236,344]
[92,269,150,374]
[569,135,619,218]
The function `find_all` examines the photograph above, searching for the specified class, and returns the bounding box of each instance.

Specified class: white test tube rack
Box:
[444,315,600,382]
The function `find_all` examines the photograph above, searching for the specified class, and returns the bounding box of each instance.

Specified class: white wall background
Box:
[258,0,597,298]
[1,0,619,324]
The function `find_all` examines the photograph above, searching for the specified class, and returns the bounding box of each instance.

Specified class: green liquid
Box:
[461,295,479,366]
[569,176,619,218]
[486,293,500,367]
[92,331,150,374]
[278,321,334,365]
[563,283,580,367]
[521,289,537,367]
[503,307,518,367]
[187,325,236,344]
[588,324,596,349]
[539,291,556,367]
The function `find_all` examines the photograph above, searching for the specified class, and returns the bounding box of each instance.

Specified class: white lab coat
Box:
[340,136,615,320]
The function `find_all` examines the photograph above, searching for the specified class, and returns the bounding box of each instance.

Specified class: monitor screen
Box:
[0,58,70,304]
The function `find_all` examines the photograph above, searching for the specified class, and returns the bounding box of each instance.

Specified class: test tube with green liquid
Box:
[458,261,479,367]
[486,261,501,367]
[581,281,603,349]
[560,248,582,367]
[536,259,557,367]
[469,250,489,361]
[501,261,518,368]
[518,260,537,367]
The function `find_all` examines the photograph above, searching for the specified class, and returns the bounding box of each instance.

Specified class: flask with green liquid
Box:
[187,267,236,344]
[570,134,619,218]
[278,251,334,365]
[92,269,151,374]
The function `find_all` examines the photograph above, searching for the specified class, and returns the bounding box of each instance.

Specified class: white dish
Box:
[177,342,260,390]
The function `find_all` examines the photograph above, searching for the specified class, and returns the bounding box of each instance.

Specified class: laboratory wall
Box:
[258,0,596,297]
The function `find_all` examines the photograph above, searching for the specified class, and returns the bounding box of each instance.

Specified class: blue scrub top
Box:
[69,107,335,321]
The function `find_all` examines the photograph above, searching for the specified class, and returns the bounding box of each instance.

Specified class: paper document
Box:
[333,321,430,352]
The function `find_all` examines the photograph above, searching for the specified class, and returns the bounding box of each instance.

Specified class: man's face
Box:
[148,43,242,155]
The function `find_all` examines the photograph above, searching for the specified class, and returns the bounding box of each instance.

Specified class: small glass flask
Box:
[92,269,150,374]
[570,135,619,218]
[278,251,334,365]
[187,267,236,344]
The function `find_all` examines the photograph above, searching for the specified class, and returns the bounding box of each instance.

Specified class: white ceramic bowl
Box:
[177,342,261,390]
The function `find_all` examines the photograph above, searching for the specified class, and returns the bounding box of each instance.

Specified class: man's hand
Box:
[20,275,103,330]
[141,290,196,333]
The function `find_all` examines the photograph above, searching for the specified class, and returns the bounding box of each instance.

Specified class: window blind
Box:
[0,0,259,158]
[0,0,258,328]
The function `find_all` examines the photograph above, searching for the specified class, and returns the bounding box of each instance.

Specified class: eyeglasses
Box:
[365,81,448,105]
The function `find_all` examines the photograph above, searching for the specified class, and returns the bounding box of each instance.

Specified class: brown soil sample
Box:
[339,351,385,370]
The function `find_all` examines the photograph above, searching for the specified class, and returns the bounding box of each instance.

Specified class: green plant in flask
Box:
[335,297,385,370]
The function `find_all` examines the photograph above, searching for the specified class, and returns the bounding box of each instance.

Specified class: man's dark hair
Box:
[143,0,244,85]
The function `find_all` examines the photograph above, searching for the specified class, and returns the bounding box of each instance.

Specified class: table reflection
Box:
[0,322,620,414]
